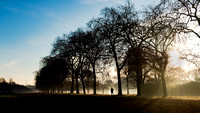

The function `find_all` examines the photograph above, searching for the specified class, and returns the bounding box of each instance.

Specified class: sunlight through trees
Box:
[34,0,200,97]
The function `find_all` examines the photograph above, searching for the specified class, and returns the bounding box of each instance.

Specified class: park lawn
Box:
[1,93,200,113]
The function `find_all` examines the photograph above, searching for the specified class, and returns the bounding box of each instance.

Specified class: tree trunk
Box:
[113,49,122,95]
[92,64,97,94]
[71,74,74,93]
[75,73,79,94]
[154,71,158,84]
[80,75,86,94]
[85,79,90,94]
[161,71,167,97]
[126,74,129,94]
[136,64,142,96]
[117,67,122,95]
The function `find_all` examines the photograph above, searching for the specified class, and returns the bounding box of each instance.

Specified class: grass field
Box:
[1,93,200,113]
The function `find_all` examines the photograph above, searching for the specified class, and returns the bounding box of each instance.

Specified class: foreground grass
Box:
[1,93,200,113]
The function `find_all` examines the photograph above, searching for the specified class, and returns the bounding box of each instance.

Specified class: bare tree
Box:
[97,6,132,95]
[143,3,181,97]
[51,30,88,94]
[180,48,200,68]
[170,0,200,38]
[79,22,106,94]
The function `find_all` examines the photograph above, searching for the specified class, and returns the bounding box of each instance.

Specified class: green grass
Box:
[1,93,200,113]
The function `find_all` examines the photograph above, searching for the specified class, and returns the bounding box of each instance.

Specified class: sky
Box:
[0,0,168,85]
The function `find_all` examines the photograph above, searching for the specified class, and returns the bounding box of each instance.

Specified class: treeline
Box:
[0,78,31,94]
[35,0,200,96]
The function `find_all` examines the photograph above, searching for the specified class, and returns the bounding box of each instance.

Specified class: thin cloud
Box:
[3,6,37,17]
[4,59,19,67]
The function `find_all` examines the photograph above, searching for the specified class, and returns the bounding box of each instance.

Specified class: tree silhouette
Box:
[97,3,136,95]
[113,1,147,96]
[143,2,182,97]
[35,56,69,92]
[80,69,92,94]
[51,29,90,94]
[75,26,105,94]
[34,0,191,96]
[101,11,123,95]
[169,0,200,38]
[176,0,200,26]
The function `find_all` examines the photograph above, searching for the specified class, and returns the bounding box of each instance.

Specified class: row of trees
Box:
[35,0,200,96]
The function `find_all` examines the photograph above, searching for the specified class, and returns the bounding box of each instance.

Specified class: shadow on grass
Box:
[2,93,200,113]
[133,98,159,112]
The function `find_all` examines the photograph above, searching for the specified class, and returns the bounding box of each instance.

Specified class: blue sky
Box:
[0,0,160,85]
